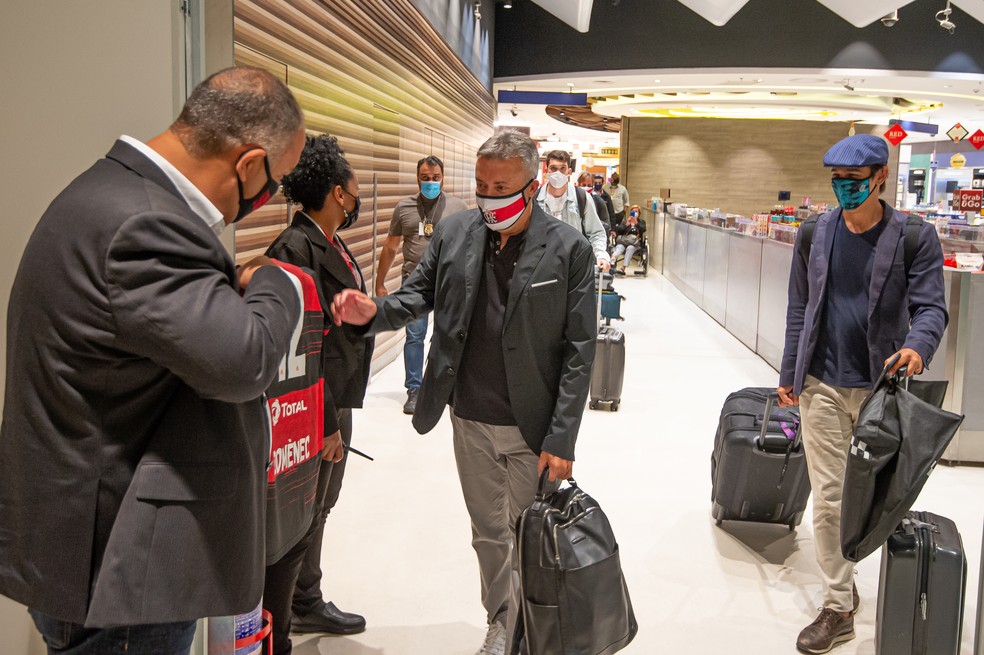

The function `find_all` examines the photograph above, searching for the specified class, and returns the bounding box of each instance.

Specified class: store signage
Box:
[954,189,983,212]
[951,153,967,169]
[889,119,938,136]
[884,124,908,146]
[946,123,969,143]
[497,90,588,106]
[970,129,984,151]
[600,147,620,156]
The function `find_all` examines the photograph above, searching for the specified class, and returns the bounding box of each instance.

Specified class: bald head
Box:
[172,66,303,161]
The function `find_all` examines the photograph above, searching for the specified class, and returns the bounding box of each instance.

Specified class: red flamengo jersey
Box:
[264,262,326,565]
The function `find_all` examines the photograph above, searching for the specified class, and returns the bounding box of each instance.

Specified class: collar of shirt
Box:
[298,210,327,237]
[120,135,225,236]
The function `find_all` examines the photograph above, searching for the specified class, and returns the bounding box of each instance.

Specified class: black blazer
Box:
[367,206,596,460]
[0,140,299,626]
[266,213,374,431]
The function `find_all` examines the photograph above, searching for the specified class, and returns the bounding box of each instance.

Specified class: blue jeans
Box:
[404,309,428,391]
[28,608,196,655]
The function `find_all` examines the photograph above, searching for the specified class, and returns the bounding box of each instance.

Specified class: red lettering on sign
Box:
[885,125,908,146]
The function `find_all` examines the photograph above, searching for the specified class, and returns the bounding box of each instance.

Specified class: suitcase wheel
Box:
[611,401,619,411]
[589,400,598,410]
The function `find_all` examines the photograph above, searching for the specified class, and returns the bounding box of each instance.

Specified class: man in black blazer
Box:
[0,67,306,653]
[331,131,596,655]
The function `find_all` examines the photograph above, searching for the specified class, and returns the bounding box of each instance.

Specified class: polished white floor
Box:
[290,270,984,655]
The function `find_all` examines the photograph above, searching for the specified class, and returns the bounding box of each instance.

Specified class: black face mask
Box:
[235,154,278,223]
[339,187,361,230]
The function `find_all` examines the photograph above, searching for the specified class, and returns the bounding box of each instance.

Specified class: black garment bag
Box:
[840,355,964,562]
[511,471,636,655]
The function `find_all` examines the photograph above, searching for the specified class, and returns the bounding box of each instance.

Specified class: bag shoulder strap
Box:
[575,186,587,220]
[796,214,820,268]
[902,214,922,277]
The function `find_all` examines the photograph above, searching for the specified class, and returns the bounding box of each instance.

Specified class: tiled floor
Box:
[290,271,984,655]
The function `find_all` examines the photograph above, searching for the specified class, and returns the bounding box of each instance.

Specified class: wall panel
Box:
[624,118,897,217]
[233,0,495,370]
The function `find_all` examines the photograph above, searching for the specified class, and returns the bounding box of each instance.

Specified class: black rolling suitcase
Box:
[876,511,966,655]
[710,389,811,529]
[589,270,625,411]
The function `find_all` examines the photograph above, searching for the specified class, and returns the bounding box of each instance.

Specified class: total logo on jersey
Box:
[269,398,310,426]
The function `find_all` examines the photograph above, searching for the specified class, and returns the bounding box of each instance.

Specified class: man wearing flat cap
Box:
[776,134,948,654]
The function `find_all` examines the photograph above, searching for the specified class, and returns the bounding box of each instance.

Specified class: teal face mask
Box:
[420,181,441,200]
[831,176,872,210]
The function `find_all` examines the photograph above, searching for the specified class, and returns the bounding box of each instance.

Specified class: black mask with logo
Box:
[235,153,279,223]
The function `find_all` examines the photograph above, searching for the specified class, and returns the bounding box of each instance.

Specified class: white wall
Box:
[0,1,186,649]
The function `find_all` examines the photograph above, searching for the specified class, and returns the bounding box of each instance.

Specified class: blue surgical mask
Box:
[420,181,441,200]
[831,176,872,210]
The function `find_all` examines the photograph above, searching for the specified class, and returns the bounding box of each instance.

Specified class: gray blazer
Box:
[367,205,596,460]
[0,141,299,627]
[779,204,948,395]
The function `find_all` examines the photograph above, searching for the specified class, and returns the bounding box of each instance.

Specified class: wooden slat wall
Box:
[232,0,494,369]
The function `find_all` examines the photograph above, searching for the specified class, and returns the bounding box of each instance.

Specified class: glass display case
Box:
[768,222,798,245]
[935,221,984,254]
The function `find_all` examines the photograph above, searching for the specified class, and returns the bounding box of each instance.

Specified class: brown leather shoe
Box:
[796,608,855,654]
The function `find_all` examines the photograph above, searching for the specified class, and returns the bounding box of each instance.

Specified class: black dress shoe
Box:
[403,389,418,415]
[291,601,366,635]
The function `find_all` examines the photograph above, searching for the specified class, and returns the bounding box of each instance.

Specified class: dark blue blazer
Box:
[779,203,948,395]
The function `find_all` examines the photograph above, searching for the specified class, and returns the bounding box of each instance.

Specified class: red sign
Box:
[954,189,983,213]
[884,125,908,146]
[970,129,984,151]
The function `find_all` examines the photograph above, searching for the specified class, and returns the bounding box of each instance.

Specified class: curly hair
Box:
[280,134,354,212]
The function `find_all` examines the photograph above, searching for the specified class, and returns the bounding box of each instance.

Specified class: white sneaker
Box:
[475,622,508,655]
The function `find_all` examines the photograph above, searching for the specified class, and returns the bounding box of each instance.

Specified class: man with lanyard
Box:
[377,156,468,414]
[777,134,947,654]
[608,172,630,227]
[535,149,611,272]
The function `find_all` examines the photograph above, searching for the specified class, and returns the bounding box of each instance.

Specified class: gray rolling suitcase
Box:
[710,390,811,529]
[589,270,625,411]
[877,511,966,655]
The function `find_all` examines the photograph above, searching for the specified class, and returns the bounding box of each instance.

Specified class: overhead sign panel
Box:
[889,119,939,136]
[498,90,588,106]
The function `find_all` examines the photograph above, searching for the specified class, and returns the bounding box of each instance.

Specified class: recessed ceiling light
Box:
[653,79,661,83]
[943,84,953,88]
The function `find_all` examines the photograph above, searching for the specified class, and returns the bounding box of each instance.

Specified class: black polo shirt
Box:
[452,230,525,425]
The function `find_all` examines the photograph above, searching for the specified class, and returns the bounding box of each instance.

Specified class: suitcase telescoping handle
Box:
[596,266,603,332]
[760,392,801,489]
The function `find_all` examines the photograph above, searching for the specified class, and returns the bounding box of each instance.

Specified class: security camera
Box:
[881,10,899,27]
[937,1,955,33]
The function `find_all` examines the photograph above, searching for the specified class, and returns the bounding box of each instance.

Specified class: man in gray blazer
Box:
[0,67,306,654]
[777,134,947,654]
[331,131,596,655]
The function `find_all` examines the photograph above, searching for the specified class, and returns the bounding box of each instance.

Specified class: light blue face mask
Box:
[831,176,872,210]
[420,181,441,200]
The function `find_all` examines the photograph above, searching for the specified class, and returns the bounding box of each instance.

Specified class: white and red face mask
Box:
[476,178,534,232]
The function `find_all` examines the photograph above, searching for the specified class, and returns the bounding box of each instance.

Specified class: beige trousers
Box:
[450,412,557,635]
[799,375,870,612]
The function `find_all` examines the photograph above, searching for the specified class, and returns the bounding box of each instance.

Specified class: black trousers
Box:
[291,407,353,614]
[263,523,316,655]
